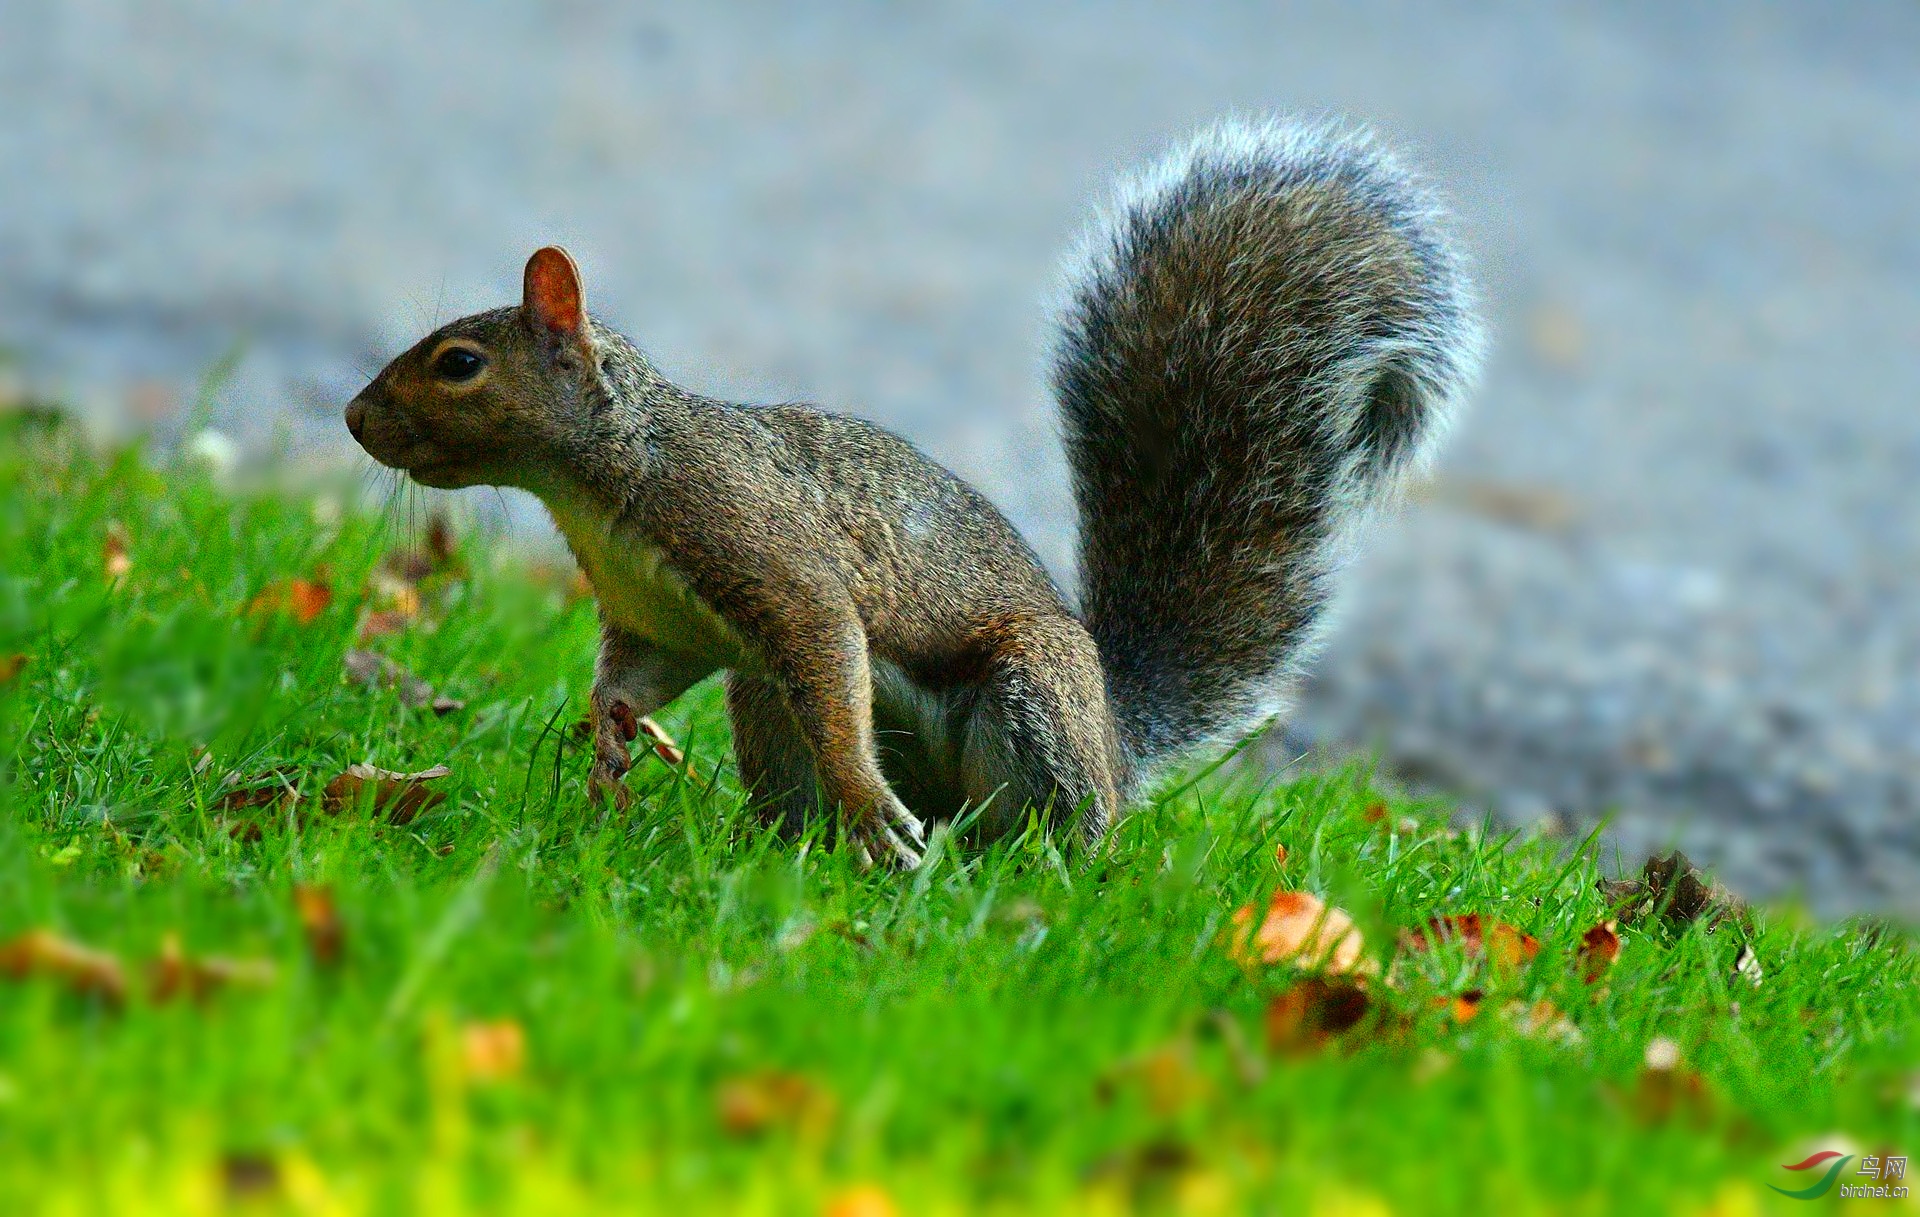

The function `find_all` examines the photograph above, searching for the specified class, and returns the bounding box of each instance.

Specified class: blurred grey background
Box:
[4,1,1916,913]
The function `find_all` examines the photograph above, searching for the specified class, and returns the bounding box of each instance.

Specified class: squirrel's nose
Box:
[344,400,366,441]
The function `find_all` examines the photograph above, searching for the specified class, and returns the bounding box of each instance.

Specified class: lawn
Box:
[1,411,1916,1215]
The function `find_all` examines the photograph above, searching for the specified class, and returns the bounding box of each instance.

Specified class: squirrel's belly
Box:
[551,508,749,668]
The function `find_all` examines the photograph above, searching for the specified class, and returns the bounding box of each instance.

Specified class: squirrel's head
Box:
[345,246,613,491]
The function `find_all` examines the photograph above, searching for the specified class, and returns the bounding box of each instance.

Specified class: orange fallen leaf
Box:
[823,1185,899,1217]
[103,523,133,582]
[1228,890,1373,976]
[460,1019,526,1081]
[1264,977,1373,1055]
[0,928,128,1006]
[0,654,26,685]
[249,577,333,624]
[291,884,343,967]
[1406,914,1541,971]
[1441,988,1485,1024]
[1362,800,1389,824]
[717,1071,836,1138]
[1577,920,1621,984]
[322,763,451,825]
[150,932,277,1003]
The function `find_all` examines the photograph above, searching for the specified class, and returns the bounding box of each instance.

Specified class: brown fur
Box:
[345,117,1481,867]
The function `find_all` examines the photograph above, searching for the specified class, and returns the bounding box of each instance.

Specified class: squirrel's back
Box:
[1053,118,1482,785]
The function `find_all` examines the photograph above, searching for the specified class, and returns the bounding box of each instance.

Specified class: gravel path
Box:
[4,1,1916,913]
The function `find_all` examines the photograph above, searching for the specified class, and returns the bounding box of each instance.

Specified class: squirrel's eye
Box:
[433,347,485,382]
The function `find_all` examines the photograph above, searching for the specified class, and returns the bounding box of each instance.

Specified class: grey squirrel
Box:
[344,117,1482,867]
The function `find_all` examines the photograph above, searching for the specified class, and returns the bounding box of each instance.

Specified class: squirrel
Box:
[345,117,1482,868]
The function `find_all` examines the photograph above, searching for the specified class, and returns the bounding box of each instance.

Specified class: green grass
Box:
[1,415,1916,1216]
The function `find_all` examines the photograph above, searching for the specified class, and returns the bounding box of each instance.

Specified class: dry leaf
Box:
[823,1185,899,1217]
[1732,943,1764,989]
[1444,988,1485,1024]
[211,768,301,839]
[357,609,410,641]
[1264,977,1373,1054]
[637,716,685,765]
[1271,842,1288,867]
[342,649,436,709]
[1577,920,1622,985]
[460,1019,526,1081]
[250,578,332,624]
[150,932,277,1002]
[0,654,26,686]
[1362,801,1389,825]
[1635,1036,1711,1124]
[1598,851,1750,933]
[1228,890,1374,976]
[322,763,451,825]
[1406,914,1541,971]
[716,1071,836,1138]
[102,522,133,582]
[221,1153,281,1201]
[291,884,343,967]
[0,928,128,1006]
[1504,998,1582,1044]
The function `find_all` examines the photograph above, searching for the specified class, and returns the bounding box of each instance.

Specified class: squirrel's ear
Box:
[522,246,587,345]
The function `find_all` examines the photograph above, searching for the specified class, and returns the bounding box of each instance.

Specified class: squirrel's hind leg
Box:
[959,617,1123,843]
[725,672,821,837]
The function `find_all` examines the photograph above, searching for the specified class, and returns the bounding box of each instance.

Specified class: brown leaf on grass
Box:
[381,514,464,585]
[1227,890,1374,976]
[460,1019,526,1082]
[249,577,332,624]
[1634,1036,1712,1124]
[1577,920,1622,985]
[1264,977,1373,1055]
[211,767,302,840]
[1405,914,1541,971]
[356,609,411,641]
[0,654,26,685]
[103,522,132,582]
[150,932,277,1003]
[291,884,343,967]
[221,1153,281,1201]
[1504,998,1582,1045]
[322,763,451,825]
[342,649,435,709]
[716,1071,837,1138]
[0,928,128,1006]
[637,716,685,765]
[1271,842,1287,867]
[1362,800,1389,825]
[1598,851,1750,933]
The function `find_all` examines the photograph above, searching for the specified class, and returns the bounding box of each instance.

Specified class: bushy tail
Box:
[1053,117,1482,785]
